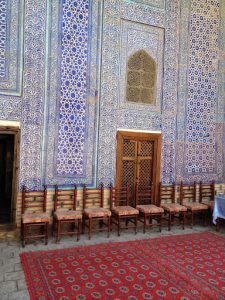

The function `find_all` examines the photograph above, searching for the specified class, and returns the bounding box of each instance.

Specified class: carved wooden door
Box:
[116,131,161,205]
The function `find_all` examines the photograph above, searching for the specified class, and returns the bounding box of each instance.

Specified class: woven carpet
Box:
[20,232,225,300]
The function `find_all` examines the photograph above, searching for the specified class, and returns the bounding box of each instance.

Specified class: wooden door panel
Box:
[137,140,154,187]
[122,139,137,183]
[138,159,153,188]
[121,160,136,187]
[139,140,154,158]
[116,131,161,205]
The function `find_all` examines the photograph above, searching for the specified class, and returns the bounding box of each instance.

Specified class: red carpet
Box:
[20,232,225,300]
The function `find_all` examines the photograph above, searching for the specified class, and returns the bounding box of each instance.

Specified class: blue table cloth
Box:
[213,195,225,224]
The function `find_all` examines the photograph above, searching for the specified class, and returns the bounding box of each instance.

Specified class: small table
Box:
[213,195,225,230]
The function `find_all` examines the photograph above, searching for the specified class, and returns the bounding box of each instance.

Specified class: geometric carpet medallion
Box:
[20,232,225,300]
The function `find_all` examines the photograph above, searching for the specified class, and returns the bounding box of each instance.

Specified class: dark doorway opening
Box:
[0,134,15,223]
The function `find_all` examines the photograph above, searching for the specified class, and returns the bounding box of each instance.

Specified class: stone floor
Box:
[0,221,224,300]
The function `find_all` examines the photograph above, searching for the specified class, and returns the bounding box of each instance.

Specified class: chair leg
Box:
[168,213,171,231]
[191,211,194,228]
[135,215,137,234]
[110,215,113,232]
[118,216,120,237]
[77,219,81,241]
[107,217,110,238]
[159,214,162,232]
[21,222,25,248]
[52,217,55,237]
[24,224,27,247]
[82,217,85,234]
[45,222,49,245]
[89,218,92,240]
[56,221,60,243]
[182,212,186,230]
[143,214,146,233]
[99,219,103,230]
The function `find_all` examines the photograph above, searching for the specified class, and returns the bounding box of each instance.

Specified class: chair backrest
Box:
[83,184,104,209]
[22,185,47,214]
[199,181,215,203]
[109,183,130,209]
[54,185,77,211]
[180,181,196,205]
[135,182,153,206]
[158,182,176,205]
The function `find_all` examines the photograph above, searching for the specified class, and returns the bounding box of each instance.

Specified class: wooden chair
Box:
[83,183,111,239]
[180,181,208,228]
[159,182,187,231]
[199,181,215,212]
[135,182,164,233]
[110,183,139,236]
[53,185,82,243]
[21,185,49,247]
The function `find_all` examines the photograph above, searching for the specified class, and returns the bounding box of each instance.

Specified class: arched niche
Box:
[126,49,156,104]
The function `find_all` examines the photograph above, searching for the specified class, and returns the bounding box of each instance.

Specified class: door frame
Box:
[116,130,162,204]
[0,126,20,225]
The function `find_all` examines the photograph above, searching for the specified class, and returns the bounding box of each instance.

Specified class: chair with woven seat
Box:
[21,185,50,247]
[199,181,215,212]
[180,181,208,228]
[159,182,187,231]
[53,185,82,243]
[135,182,164,233]
[109,183,139,236]
[83,183,111,239]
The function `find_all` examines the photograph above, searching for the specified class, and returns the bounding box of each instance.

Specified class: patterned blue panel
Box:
[0,0,7,79]
[176,0,224,183]
[45,0,98,186]
[0,0,23,95]
[160,0,180,184]
[184,0,219,174]
[56,0,89,176]
[20,0,47,190]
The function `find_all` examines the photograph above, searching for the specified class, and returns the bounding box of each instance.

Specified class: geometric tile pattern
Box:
[0,0,224,190]
[56,0,89,176]
[120,20,164,112]
[176,0,224,183]
[97,0,177,185]
[0,0,7,79]
[44,0,98,186]
[185,0,219,174]
[19,0,47,189]
[160,0,180,184]
[133,0,165,9]
[0,0,23,95]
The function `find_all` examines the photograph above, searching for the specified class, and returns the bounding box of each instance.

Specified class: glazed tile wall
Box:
[0,0,224,190]
[98,0,179,185]
[0,0,23,95]
[176,0,225,183]
[0,0,46,189]
[44,0,99,186]
[120,20,164,111]
[55,0,89,177]
[0,0,7,79]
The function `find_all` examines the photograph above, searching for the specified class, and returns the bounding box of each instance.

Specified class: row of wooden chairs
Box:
[161,181,215,231]
[21,181,215,247]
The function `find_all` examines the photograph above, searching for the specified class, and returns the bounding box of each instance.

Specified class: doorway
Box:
[116,131,162,205]
[0,135,15,223]
[0,127,20,225]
